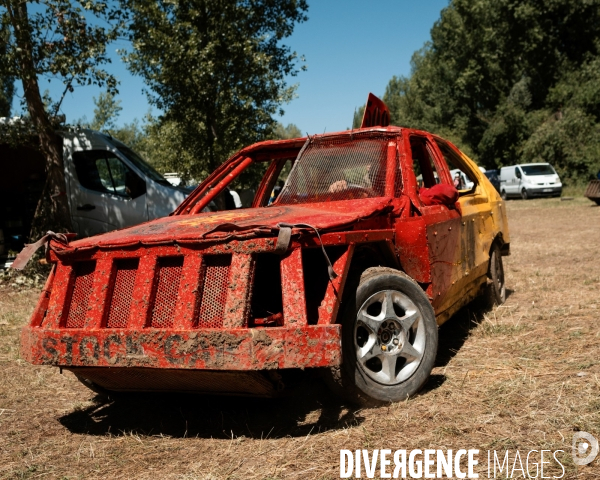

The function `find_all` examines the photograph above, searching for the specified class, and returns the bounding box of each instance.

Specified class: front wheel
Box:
[501,190,507,200]
[324,267,438,406]
[521,188,529,200]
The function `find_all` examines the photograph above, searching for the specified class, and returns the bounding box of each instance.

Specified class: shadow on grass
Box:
[435,288,514,368]
[58,373,366,439]
[59,289,515,439]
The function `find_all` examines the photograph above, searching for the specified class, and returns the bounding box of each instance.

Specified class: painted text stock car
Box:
[21,122,510,405]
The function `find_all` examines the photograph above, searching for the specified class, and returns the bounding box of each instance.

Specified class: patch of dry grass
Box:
[0,199,599,479]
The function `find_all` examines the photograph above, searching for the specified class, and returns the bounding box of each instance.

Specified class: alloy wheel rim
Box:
[354,290,425,385]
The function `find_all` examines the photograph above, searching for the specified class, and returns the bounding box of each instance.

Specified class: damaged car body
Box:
[20,98,510,405]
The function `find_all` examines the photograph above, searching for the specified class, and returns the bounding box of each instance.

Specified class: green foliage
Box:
[352,105,365,129]
[271,122,302,140]
[0,0,127,114]
[0,0,127,239]
[383,0,600,181]
[122,0,308,180]
[89,91,122,131]
[136,118,197,179]
[521,108,600,182]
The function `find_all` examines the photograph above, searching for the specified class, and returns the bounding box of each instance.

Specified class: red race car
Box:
[20,96,510,405]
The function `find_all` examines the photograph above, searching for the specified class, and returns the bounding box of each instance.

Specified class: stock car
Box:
[19,95,510,406]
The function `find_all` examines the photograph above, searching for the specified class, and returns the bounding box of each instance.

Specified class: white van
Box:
[1,127,188,252]
[499,163,562,200]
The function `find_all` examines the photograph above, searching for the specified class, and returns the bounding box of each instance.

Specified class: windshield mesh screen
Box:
[276,136,391,205]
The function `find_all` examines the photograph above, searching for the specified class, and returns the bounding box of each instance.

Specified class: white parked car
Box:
[499,163,562,200]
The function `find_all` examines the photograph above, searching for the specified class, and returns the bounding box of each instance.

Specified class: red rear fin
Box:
[360,93,390,128]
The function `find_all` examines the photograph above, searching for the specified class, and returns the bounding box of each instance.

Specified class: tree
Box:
[90,90,122,131]
[0,16,13,117]
[272,122,302,140]
[383,0,600,179]
[123,0,308,181]
[352,106,365,129]
[0,0,126,238]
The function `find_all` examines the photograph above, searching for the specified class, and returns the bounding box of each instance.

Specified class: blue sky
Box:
[12,0,449,135]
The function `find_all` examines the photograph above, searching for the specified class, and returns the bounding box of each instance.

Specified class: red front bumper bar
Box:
[21,325,341,370]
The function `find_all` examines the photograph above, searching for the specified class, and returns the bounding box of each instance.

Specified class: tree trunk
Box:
[7,0,73,241]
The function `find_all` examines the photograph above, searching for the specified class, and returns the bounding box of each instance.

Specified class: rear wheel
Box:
[324,267,438,406]
[487,244,506,306]
[501,190,507,200]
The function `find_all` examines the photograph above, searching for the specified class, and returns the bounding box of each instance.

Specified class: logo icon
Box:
[572,432,599,466]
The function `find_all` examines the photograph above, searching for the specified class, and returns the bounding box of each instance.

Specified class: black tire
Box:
[324,267,438,407]
[486,244,506,306]
[501,190,507,200]
[521,188,529,200]
[594,199,600,206]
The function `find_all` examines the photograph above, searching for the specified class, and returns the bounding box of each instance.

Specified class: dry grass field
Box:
[1,197,599,479]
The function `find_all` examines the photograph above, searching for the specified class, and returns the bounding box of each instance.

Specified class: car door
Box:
[432,139,494,304]
[69,149,147,237]
[397,134,461,311]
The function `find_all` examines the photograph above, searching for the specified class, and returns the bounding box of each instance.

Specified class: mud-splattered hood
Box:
[56,197,396,254]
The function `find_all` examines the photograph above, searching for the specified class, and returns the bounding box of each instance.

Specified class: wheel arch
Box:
[348,241,401,276]
[491,232,510,257]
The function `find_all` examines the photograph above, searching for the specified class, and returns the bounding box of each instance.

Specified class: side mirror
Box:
[515,168,522,179]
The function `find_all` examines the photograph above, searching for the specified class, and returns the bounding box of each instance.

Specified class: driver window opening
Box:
[434,139,477,194]
[205,160,270,211]
[203,157,296,212]
[268,159,293,205]
[410,137,440,189]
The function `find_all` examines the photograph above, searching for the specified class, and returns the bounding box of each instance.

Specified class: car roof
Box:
[501,163,552,168]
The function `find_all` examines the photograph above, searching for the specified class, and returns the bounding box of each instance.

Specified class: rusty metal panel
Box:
[360,93,391,128]
[86,258,114,329]
[52,197,395,254]
[45,264,72,329]
[280,248,308,326]
[30,265,55,328]
[317,245,354,325]
[395,217,431,284]
[422,209,461,309]
[20,325,341,370]
[128,255,157,329]
[172,254,203,329]
[223,254,254,328]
